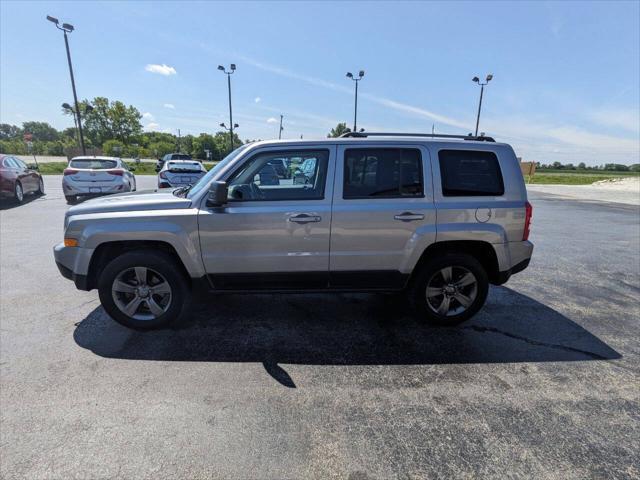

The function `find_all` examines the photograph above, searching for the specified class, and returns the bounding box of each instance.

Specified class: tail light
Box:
[523,201,533,240]
[159,171,167,179]
[106,169,124,176]
[63,168,79,176]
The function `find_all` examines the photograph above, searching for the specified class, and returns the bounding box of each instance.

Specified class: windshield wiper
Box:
[172,184,193,197]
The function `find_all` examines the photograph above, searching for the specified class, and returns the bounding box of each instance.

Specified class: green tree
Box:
[102,139,126,157]
[578,162,586,169]
[21,121,59,141]
[630,164,640,172]
[76,97,143,146]
[328,122,351,138]
[0,123,22,140]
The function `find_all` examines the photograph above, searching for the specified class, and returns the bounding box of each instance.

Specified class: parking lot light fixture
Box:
[346,70,365,132]
[218,64,237,151]
[472,74,493,136]
[47,15,86,154]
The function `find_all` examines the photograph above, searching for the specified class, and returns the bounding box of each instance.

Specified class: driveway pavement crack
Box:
[462,325,610,360]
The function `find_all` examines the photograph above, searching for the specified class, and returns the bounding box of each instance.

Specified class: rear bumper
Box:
[493,241,534,285]
[62,181,131,196]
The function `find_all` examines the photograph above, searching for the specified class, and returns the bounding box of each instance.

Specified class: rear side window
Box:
[344,148,423,199]
[438,150,504,196]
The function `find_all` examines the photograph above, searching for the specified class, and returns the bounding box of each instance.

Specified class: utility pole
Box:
[278,115,284,139]
[472,74,493,136]
[218,64,237,151]
[177,128,181,152]
[346,70,365,132]
[48,16,86,155]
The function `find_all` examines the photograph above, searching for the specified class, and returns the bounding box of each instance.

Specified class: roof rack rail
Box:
[339,132,495,142]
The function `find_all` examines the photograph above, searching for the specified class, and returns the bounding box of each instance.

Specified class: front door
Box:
[329,144,436,289]
[198,146,336,289]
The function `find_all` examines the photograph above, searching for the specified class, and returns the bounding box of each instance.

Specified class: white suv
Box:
[54,133,533,330]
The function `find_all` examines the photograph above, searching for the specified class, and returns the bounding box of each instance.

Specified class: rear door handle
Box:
[394,212,424,222]
[289,213,321,224]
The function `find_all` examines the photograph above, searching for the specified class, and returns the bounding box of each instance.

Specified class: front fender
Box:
[67,209,205,277]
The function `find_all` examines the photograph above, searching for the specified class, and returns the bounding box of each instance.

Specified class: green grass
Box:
[37,161,217,175]
[527,170,639,185]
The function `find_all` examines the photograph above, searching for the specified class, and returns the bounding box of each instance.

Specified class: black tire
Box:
[408,253,489,326]
[65,195,76,204]
[98,250,191,330]
[14,182,24,203]
[36,177,45,195]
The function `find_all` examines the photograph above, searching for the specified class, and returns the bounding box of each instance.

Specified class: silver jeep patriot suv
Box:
[54,132,533,330]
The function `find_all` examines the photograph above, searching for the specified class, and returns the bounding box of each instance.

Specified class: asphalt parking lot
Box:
[1,176,639,479]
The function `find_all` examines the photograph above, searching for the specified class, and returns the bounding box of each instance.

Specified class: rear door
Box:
[329,144,436,289]
[10,157,37,192]
[198,145,336,289]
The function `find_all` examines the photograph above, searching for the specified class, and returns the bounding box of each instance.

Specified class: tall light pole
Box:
[278,115,284,140]
[472,74,493,137]
[218,64,236,151]
[346,70,364,132]
[47,16,86,155]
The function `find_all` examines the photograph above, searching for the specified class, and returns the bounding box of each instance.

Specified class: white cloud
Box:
[145,64,177,76]
[142,112,155,120]
[266,117,278,124]
[163,103,175,109]
[145,122,160,131]
[254,97,261,103]
[588,108,640,134]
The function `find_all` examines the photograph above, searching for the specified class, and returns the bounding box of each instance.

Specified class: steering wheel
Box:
[249,182,265,200]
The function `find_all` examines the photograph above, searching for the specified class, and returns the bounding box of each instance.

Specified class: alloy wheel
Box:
[111,266,172,321]
[15,183,23,202]
[425,266,478,317]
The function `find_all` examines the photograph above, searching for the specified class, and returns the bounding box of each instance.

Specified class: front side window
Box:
[438,150,504,196]
[343,148,423,199]
[227,150,329,201]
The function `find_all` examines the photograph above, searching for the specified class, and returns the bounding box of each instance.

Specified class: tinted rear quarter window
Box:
[344,148,423,199]
[438,150,504,196]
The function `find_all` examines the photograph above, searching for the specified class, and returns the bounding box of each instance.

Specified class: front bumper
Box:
[53,242,94,290]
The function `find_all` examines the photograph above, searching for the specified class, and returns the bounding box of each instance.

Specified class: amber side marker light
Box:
[64,238,78,247]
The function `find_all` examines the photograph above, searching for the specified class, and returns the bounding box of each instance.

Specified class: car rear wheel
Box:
[98,250,191,330]
[14,182,23,203]
[409,253,489,326]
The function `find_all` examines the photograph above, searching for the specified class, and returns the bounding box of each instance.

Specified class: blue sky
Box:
[1,0,639,165]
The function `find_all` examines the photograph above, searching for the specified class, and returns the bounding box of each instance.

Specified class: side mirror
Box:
[206,181,228,207]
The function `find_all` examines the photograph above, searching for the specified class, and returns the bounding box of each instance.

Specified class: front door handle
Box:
[394,212,424,222]
[289,213,321,224]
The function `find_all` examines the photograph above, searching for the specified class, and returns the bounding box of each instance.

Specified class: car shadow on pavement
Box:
[73,286,621,387]
[0,193,44,210]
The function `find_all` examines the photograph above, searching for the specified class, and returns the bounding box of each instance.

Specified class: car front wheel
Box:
[409,253,489,326]
[36,177,44,195]
[98,250,191,330]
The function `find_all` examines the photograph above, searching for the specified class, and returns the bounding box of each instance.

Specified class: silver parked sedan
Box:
[62,156,136,204]
[157,160,207,189]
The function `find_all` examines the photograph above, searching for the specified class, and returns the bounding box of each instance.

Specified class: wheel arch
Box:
[86,240,191,290]
[410,240,502,285]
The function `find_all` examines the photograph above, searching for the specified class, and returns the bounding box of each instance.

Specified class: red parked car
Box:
[0,155,44,203]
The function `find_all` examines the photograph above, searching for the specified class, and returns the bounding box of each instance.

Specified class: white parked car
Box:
[158,160,207,189]
[62,156,136,204]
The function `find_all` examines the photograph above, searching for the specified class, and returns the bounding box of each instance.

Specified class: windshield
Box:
[171,154,192,160]
[187,144,251,199]
[70,159,118,169]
